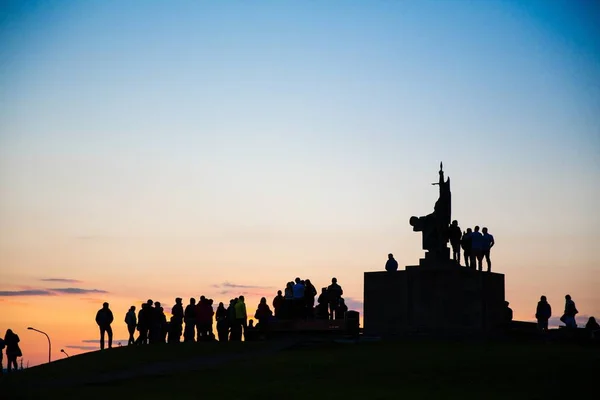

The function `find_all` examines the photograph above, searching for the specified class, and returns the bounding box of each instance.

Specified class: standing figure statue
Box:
[409,162,452,263]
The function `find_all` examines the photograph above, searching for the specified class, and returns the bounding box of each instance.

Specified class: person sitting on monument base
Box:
[335,298,348,320]
[449,220,462,265]
[470,226,484,271]
[316,288,329,319]
[502,301,513,332]
[585,317,600,340]
[461,228,473,268]
[385,253,398,272]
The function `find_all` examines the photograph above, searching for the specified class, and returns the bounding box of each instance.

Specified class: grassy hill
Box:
[3,338,598,399]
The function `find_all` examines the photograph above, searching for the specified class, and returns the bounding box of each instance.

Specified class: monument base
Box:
[364,267,505,337]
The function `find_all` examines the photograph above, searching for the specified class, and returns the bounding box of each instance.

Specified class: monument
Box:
[364,163,505,336]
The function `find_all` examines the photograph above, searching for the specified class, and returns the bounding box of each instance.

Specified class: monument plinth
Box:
[363,163,505,336]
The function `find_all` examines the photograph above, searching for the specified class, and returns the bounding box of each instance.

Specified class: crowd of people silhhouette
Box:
[92,277,348,348]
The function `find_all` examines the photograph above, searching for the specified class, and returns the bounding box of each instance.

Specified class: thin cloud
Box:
[65,345,98,351]
[41,278,82,284]
[0,290,55,297]
[216,282,274,289]
[50,288,108,294]
[81,339,129,344]
[344,297,364,312]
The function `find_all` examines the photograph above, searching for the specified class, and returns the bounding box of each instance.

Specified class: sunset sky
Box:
[1,0,599,367]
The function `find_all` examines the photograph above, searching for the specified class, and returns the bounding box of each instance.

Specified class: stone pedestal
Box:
[364,267,505,336]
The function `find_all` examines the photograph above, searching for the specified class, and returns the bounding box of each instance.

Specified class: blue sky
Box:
[0,0,599,365]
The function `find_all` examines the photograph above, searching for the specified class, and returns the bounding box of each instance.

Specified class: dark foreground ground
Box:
[2,338,598,399]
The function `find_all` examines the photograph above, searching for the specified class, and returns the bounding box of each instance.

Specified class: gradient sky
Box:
[1,0,599,367]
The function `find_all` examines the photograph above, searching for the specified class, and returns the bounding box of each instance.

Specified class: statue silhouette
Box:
[409,162,453,265]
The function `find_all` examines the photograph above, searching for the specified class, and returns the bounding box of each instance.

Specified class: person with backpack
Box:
[561,294,578,328]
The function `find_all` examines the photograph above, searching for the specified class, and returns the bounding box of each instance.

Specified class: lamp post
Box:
[28,327,51,363]
[60,349,70,358]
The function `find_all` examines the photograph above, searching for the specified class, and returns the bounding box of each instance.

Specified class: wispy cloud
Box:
[0,290,55,297]
[50,288,108,294]
[65,345,98,351]
[215,282,274,290]
[343,297,363,312]
[41,278,82,283]
[81,339,129,344]
[0,287,108,297]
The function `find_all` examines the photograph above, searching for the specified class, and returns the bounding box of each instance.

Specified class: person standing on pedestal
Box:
[461,228,473,268]
[385,253,398,272]
[470,226,484,271]
[481,227,495,272]
[449,220,462,265]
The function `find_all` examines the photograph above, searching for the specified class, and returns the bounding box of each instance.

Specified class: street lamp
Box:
[60,349,70,358]
[28,327,51,363]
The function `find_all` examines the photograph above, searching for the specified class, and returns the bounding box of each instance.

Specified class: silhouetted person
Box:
[170,297,184,343]
[327,278,343,320]
[196,296,214,341]
[336,298,348,320]
[283,282,294,319]
[304,279,317,318]
[481,227,495,272]
[293,277,305,318]
[245,320,258,341]
[254,297,273,330]
[273,290,284,319]
[535,296,552,332]
[385,253,398,272]
[228,298,241,341]
[316,288,329,319]
[562,295,578,328]
[96,302,114,350]
[155,303,167,343]
[184,298,196,342]
[449,220,462,264]
[125,305,137,346]
[461,228,473,268]
[0,335,4,376]
[235,295,248,340]
[208,299,216,341]
[470,226,484,271]
[136,300,152,345]
[585,317,600,339]
[4,329,21,373]
[216,302,228,342]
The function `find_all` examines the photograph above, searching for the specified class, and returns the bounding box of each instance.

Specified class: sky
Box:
[0,0,599,367]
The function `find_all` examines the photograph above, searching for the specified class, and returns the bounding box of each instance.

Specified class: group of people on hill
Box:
[0,329,22,375]
[535,294,599,337]
[449,221,495,271]
[93,277,347,348]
